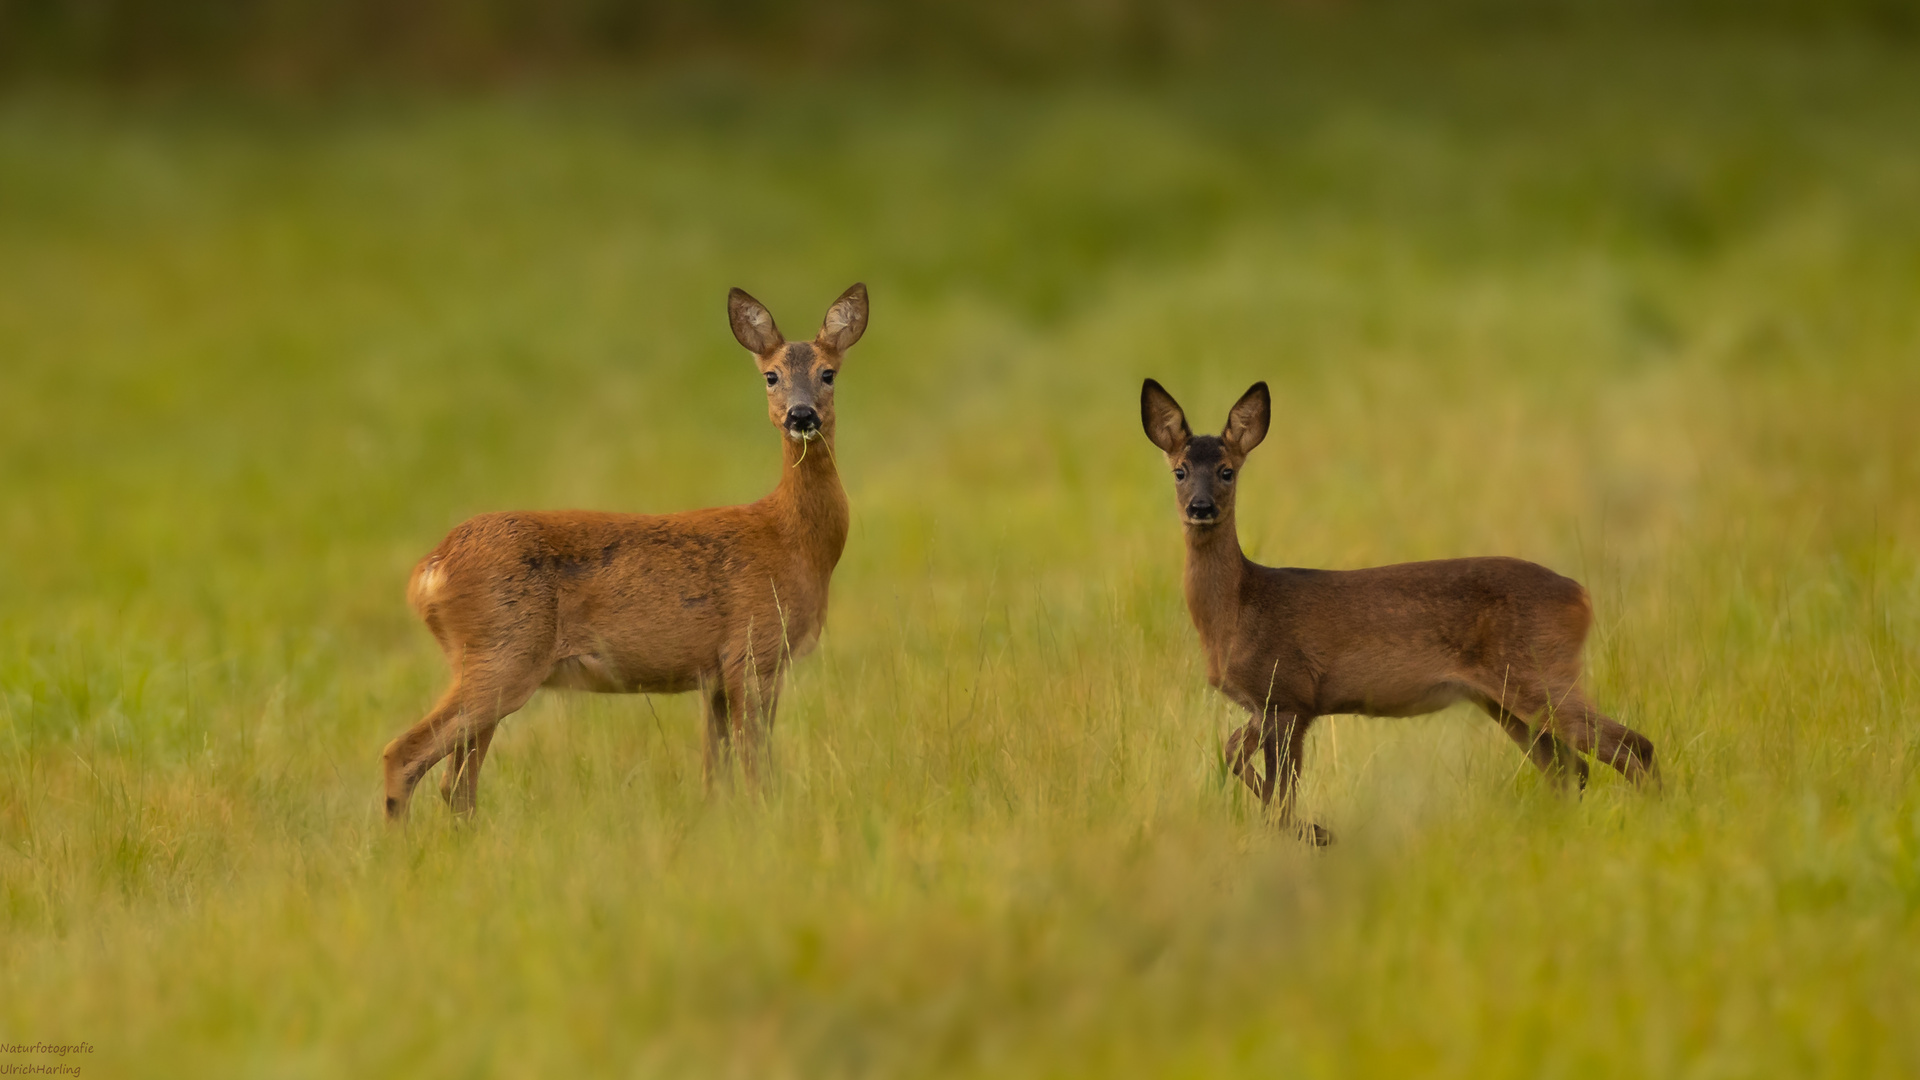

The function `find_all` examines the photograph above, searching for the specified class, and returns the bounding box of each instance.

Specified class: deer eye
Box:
[1220,467,1234,482]
[764,371,779,387]
[822,370,835,386]
[1173,467,1187,481]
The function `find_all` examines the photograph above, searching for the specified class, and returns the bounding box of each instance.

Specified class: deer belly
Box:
[548,598,723,693]
[1359,685,1467,718]
[544,653,701,695]
[1322,680,1467,718]
[1309,652,1469,717]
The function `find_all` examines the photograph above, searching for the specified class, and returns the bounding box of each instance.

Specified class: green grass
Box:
[4,23,1920,1078]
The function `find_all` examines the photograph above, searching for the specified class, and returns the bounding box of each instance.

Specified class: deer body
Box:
[383,284,866,821]
[1142,379,1658,842]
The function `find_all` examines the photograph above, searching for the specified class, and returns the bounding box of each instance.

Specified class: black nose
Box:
[1186,499,1217,520]
[786,405,820,431]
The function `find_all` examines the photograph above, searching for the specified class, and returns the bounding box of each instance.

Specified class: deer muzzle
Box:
[785,405,821,439]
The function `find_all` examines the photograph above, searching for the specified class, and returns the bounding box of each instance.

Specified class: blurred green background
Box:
[3,2,1919,1076]
[5,0,1919,84]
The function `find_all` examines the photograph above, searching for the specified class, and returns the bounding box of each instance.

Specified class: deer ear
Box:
[1222,381,1270,455]
[728,287,784,355]
[1141,379,1191,455]
[818,282,868,353]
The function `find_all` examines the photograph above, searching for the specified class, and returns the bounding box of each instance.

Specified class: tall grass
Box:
[3,22,1918,1078]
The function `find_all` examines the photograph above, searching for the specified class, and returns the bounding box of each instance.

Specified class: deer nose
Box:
[1186,499,1217,521]
[785,405,820,432]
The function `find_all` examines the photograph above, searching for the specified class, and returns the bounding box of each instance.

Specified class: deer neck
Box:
[1182,515,1246,672]
[768,426,849,580]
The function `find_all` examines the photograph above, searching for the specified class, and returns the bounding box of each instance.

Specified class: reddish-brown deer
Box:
[1140,379,1658,843]
[381,284,867,821]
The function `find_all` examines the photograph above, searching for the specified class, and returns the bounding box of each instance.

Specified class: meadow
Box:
[3,17,1919,1077]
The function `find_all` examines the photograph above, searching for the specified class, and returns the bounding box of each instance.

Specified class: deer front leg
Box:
[1223,712,1299,805]
[718,628,786,790]
[702,678,734,792]
[1228,711,1299,807]
[1224,718,1266,796]
[745,668,783,788]
[1224,712,1330,844]
[1264,713,1332,846]
[728,667,783,790]
[705,661,780,791]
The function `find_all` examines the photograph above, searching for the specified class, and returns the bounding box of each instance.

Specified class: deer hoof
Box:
[1294,822,1335,847]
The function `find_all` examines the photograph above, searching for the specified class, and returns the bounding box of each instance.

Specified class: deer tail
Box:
[407,556,446,622]
[1569,581,1595,644]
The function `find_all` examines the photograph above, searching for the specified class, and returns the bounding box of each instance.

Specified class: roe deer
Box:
[381,284,868,821]
[1140,379,1658,843]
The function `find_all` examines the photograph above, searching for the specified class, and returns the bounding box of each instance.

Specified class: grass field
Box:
[4,19,1920,1078]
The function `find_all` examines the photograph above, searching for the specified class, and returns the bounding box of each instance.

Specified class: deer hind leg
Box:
[383,655,544,823]
[1475,695,1588,792]
[424,666,543,817]
[439,721,498,817]
[1545,690,1660,787]
[384,683,462,822]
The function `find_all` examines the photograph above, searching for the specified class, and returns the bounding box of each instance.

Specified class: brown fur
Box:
[1141,379,1658,843]
[382,284,868,821]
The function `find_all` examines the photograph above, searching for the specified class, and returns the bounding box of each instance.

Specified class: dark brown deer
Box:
[381,284,867,821]
[1140,379,1658,843]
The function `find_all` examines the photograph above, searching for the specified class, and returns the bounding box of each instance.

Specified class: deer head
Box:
[729,283,868,442]
[1140,379,1270,528]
